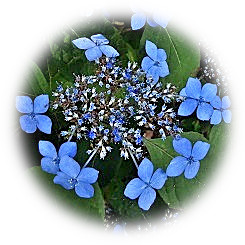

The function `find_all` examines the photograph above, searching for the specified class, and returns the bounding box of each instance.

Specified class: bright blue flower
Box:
[72,34,119,61]
[88,130,96,140]
[16,95,52,134]
[39,141,77,174]
[124,158,167,210]
[178,78,217,120]
[141,40,169,82]
[210,95,232,125]
[53,156,99,198]
[166,137,210,179]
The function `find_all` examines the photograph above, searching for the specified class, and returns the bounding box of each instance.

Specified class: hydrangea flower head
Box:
[166,137,210,179]
[54,156,99,198]
[210,95,232,124]
[141,40,169,82]
[39,141,77,174]
[178,78,217,120]
[16,95,52,134]
[124,158,167,210]
[72,34,119,61]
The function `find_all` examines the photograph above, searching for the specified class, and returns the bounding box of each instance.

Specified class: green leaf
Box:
[140,25,200,90]
[28,166,105,220]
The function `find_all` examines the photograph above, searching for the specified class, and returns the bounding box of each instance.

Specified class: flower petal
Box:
[124,178,147,199]
[41,157,59,174]
[153,12,168,28]
[197,103,214,121]
[201,83,217,102]
[157,49,167,61]
[178,98,198,116]
[75,182,94,198]
[59,155,80,178]
[77,167,99,184]
[173,137,192,157]
[146,16,158,27]
[131,12,146,30]
[36,115,52,134]
[145,40,157,61]
[184,161,200,179]
[16,96,33,113]
[138,187,156,211]
[210,110,222,125]
[185,77,201,99]
[222,110,232,123]
[19,115,37,133]
[158,62,169,78]
[166,156,188,177]
[150,168,167,189]
[138,158,154,183]
[141,56,154,71]
[53,172,75,190]
[210,96,221,109]
[99,45,119,58]
[72,37,96,49]
[91,34,109,45]
[222,96,231,110]
[179,87,187,97]
[33,94,49,113]
[147,65,160,82]
[58,142,77,158]
[38,140,57,158]
[192,141,210,160]
[85,46,102,61]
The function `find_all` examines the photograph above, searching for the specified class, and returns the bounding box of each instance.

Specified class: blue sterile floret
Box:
[72,34,119,61]
[124,158,167,210]
[166,137,210,179]
[16,95,52,134]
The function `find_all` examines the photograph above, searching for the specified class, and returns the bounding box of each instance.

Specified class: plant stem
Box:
[67,127,76,142]
[128,148,139,169]
[83,148,99,168]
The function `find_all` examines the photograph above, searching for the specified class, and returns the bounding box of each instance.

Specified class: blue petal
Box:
[173,137,192,157]
[16,96,33,113]
[38,140,57,158]
[150,169,167,189]
[157,49,167,61]
[72,37,96,49]
[85,46,102,61]
[141,56,154,71]
[178,98,198,116]
[145,40,158,61]
[210,96,221,109]
[58,142,77,158]
[201,83,217,102]
[53,172,75,190]
[138,187,156,211]
[191,141,210,160]
[99,45,119,58]
[59,155,80,178]
[147,66,159,82]
[147,16,158,27]
[185,77,201,99]
[222,96,231,110]
[33,94,49,113]
[77,167,99,184]
[36,115,52,134]
[75,182,94,198]
[184,161,200,179]
[158,62,169,78]
[19,115,37,133]
[222,110,232,123]
[197,102,214,121]
[179,87,187,97]
[166,156,188,177]
[153,12,168,28]
[91,34,109,45]
[138,158,154,183]
[210,110,222,125]
[131,13,146,30]
[41,157,59,174]
[124,178,147,199]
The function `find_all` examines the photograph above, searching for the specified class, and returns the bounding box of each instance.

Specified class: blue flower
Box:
[141,40,169,82]
[166,137,210,179]
[16,95,52,134]
[39,141,77,174]
[124,158,167,210]
[72,34,119,61]
[54,156,99,198]
[178,78,217,120]
[210,95,232,124]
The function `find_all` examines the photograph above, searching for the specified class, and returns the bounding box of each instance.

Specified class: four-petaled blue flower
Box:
[141,40,169,82]
[72,34,119,61]
[39,140,77,174]
[54,155,99,198]
[16,95,52,134]
[210,95,232,125]
[178,77,217,120]
[124,158,167,210]
[166,137,210,179]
